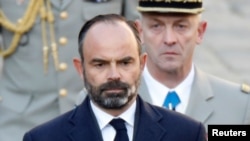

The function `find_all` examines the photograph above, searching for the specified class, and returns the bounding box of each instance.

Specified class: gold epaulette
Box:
[0,0,59,74]
[241,83,250,94]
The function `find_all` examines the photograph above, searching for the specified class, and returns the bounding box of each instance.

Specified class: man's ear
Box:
[140,53,147,71]
[73,58,84,79]
[135,19,144,44]
[197,21,207,44]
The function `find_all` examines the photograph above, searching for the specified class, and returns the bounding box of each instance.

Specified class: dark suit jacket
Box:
[23,96,206,141]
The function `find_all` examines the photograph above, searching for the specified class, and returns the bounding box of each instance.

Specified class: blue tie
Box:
[110,118,129,141]
[163,91,181,110]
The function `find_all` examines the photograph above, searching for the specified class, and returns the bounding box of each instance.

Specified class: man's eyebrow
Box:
[90,58,108,63]
[175,18,190,23]
[118,56,134,62]
[90,56,135,63]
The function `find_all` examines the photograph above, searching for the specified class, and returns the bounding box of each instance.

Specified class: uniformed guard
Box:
[135,0,250,132]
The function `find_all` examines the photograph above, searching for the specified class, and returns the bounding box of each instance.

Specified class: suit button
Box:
[59,62,68,71]
[59,37,68,46]
[59,89,67,97]
[60,11,68,19]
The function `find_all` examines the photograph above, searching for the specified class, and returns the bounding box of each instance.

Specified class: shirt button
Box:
[59,37,68,46]
[60,11,68,19]
[59,62,68,71]
[59,89,67,97]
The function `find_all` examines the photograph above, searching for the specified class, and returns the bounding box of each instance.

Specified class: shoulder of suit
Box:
[241,83,250,94]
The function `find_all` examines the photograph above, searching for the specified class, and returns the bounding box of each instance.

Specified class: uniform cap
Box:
[137,0,204,14]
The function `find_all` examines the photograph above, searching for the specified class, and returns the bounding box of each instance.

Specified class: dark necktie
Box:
[109,118,129,141]
[163,91,181,111]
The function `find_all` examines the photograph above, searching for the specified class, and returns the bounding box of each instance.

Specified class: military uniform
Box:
[0,33,3,77]
[0,0,139,141]
[136,0,250,132]
[0,56,2,77]
[139,67,250,131]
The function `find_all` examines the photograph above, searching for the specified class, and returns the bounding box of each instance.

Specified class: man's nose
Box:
[163,28,177,46]
[107,65,121,81]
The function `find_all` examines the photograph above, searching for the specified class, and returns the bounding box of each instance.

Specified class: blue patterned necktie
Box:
[163,91,181,111]
[110,118,129,141]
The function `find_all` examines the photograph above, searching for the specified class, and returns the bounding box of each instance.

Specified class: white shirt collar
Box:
[143,64,195,113]
[90,99,136,130]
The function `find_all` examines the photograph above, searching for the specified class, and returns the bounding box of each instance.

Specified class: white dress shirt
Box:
[143,64,195,114]
[90,100,136,141]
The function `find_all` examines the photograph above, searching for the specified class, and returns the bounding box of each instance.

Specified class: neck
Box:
[146,62,192,89]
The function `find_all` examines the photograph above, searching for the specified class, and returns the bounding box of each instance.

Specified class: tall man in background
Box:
[0,0,139,140]
[136,0,250,131]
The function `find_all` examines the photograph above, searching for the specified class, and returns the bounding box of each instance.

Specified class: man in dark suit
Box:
[23,14,206,141]
[0,1,139,140]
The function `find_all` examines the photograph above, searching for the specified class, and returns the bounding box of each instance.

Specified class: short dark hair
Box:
[78,14,142,62]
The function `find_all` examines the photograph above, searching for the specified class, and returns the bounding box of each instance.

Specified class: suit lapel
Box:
[67,95,169,141]
[133,96,167,141]
[185,67,213,123]
[67,97,103,141]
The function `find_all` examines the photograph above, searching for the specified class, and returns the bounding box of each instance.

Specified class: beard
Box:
[83,74,140,110]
